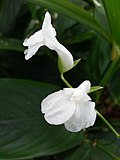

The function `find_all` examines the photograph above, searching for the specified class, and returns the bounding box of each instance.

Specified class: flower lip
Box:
[70,80,91,102]
[77,80,91,93]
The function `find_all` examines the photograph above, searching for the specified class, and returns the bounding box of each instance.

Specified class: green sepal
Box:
[74,58,81,68]
[58,57,81,74]
[89,86,103,93]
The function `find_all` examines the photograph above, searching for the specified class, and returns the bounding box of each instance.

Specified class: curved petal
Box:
[64,101,96,132]
[42,12,74,72]
[41,90,75,125]
[24,43,44,60]
[45,36,74,72]
[55,42,74,72]
[23,30,44,46]
[78,80,91,93]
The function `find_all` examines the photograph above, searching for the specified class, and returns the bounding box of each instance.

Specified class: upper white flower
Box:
[41,80,96,132]
[23,11,74,72]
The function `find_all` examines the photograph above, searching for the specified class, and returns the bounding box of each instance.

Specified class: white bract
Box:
[41,80,96,132]
[23,11,74,72]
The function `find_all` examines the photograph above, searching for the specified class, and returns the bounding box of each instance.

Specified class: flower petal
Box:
[41,90,76,125]
[23,30,44,46]
[24,43,43,60]
[42,12,57,50]
[78,80,91,93]
[64,101,96,132]
[71,81,91,102]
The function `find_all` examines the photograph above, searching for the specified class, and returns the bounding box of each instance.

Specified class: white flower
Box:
[23,11,74,72]
[41,80,96,132]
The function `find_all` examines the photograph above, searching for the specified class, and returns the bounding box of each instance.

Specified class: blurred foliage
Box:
[0,0,120,159]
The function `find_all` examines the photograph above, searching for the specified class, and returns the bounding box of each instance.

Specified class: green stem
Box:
[60,73,73,88]
[96,110,120,139]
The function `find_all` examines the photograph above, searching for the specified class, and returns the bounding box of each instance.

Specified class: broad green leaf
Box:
[102,0,120,45]
[57,140,119,160]
[0,38,24,52]
[26,0,110,42]
[0,79,83,159]
[89,86,103,93]
[94,1,110,33]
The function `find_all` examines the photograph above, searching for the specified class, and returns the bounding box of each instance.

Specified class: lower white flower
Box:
[41,80,96,132]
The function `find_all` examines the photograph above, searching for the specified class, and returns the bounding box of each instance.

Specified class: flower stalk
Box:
[60,73,72,88]
[96,110,120,139]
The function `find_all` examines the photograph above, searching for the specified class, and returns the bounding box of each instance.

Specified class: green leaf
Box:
[0,38,24,52]
[66,31,94,44]
[26,0,110,42]
[57,140,119,160]
[102,0,120,45]
[89,86,103,93]
[0,79,83,159]
[86,36,111,84]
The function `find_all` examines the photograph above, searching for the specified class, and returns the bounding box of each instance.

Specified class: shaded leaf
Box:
[0,79,83,159]
[57,140,118,160]
[0,38,24,52]
[86,37,111,84]
[26,0,110,42]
